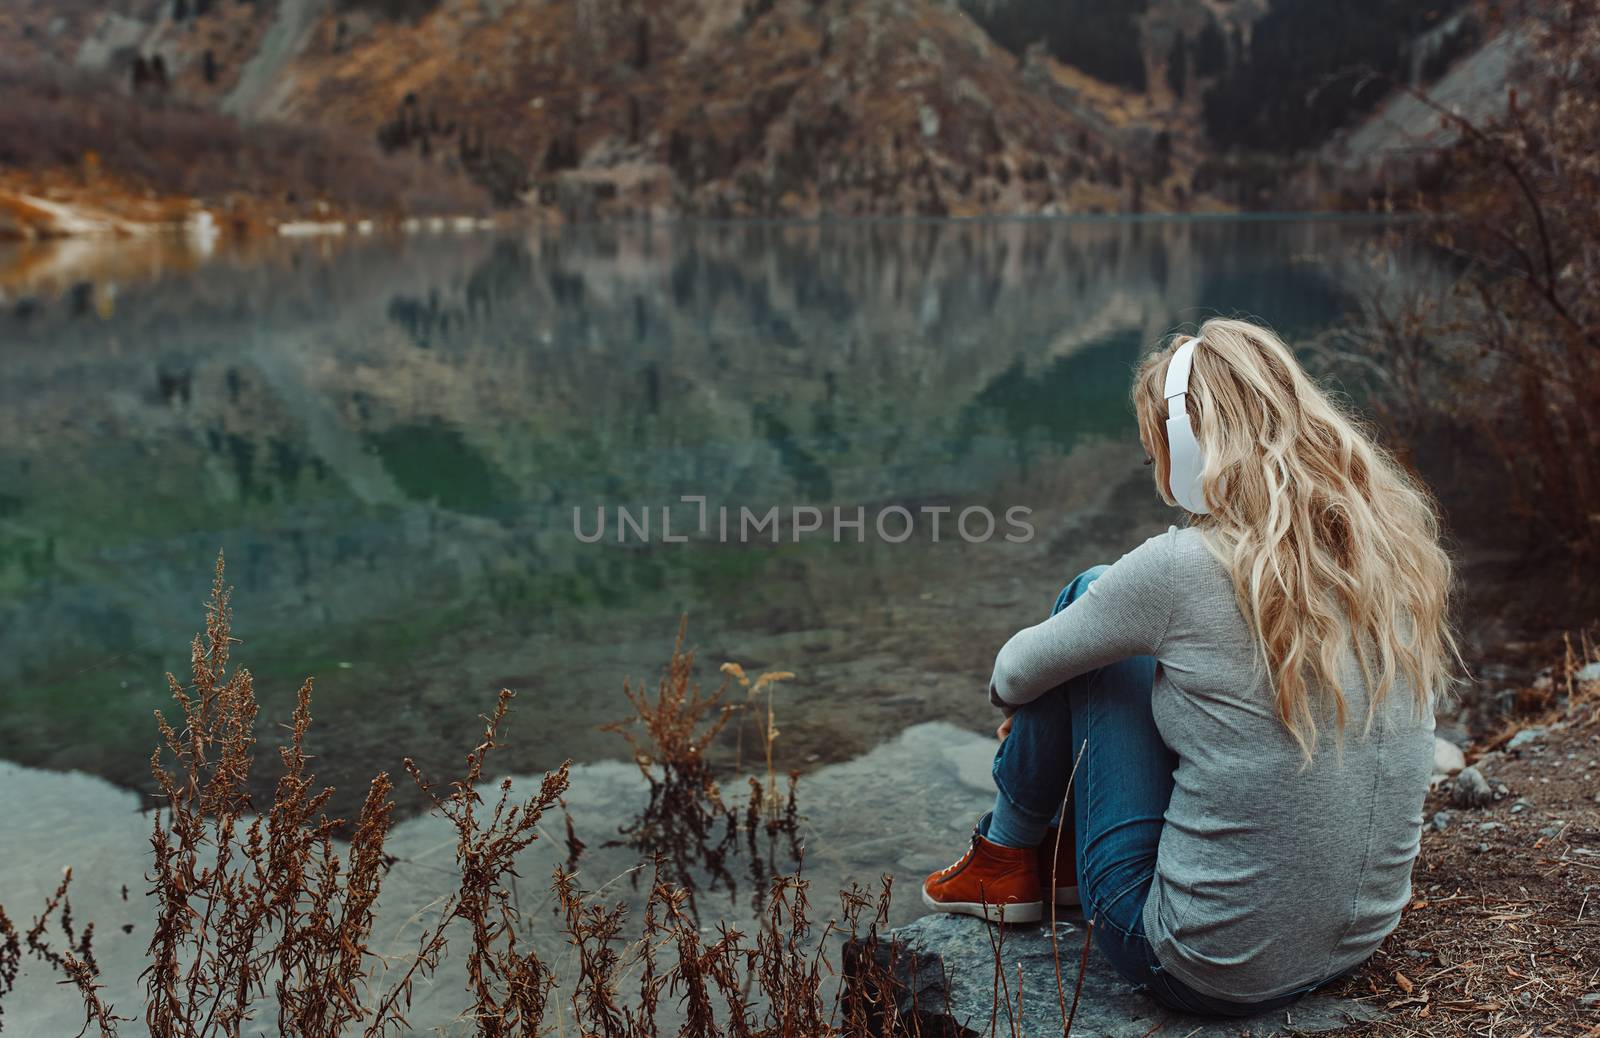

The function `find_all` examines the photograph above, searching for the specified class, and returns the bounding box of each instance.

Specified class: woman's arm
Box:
[988,529,1176,710]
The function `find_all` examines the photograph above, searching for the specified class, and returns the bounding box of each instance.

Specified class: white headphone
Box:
[1162,337,1211,514]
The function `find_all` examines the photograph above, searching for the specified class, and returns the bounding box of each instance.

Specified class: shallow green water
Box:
[0,217,1398,815]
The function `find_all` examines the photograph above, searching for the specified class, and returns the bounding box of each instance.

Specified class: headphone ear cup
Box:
[1165,413,1211,514]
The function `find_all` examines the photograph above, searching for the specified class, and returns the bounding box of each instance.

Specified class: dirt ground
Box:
[1326,637,1600,1037]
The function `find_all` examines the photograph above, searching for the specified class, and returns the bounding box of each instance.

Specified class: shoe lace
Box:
[934,830,980,877]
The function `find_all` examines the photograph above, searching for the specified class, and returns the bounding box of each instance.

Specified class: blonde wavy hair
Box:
[1133,318,1461,759]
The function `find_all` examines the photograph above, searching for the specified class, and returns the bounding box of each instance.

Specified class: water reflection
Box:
[0,218,1389,817]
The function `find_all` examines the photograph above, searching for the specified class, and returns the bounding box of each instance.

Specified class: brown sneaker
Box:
[922,826,1044,923]
[1039,823,1081,908]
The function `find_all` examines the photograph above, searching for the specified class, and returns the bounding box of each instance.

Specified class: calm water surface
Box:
[0,218,1398,816]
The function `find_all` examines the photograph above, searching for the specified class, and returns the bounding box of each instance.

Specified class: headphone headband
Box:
[1162,336,1211,514]
[1163,338,1200,412]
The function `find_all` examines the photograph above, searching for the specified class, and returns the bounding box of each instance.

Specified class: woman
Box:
[922,318,1460,1016]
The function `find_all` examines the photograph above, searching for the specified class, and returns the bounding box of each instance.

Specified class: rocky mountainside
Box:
[0,0,1491,220]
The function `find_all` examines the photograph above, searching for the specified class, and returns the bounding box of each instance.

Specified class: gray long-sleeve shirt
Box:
[989,525,1434,1001]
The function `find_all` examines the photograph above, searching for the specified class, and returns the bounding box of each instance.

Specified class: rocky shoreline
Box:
[5,654,1597,1037]
[0,170,499,244]
[0,717,1396,1036]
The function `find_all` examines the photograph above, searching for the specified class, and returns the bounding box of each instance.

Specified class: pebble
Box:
[1475,842,1490,854]
[1452,766,1495,808]
[1579,992,1600,1007]
[1510,799,1531,814]
[1507,727,1546,752]
[1431,811,1452,831]
[1478,821,1505,831]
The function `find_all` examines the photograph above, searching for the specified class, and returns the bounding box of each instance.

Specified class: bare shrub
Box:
[1339,0,1600,560]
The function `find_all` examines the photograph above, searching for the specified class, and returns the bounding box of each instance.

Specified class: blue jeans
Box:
[989,566,1336,1017]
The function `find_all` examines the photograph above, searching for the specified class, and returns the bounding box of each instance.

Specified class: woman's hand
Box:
[996,715,1014,742]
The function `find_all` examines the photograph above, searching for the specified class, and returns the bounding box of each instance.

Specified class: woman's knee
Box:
[1005,682,1074,729]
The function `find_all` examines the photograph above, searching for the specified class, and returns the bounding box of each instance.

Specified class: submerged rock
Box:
[842,913,1382,1037]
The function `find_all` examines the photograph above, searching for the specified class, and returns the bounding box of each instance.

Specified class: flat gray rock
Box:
[1,723,1384,1035]
[0,722,1001,1034]
[848,913,1382,1037]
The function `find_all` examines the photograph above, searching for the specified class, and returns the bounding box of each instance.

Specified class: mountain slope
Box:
[0,0,1216,219]
[0,0,1509,221]
[271,0,1206,217]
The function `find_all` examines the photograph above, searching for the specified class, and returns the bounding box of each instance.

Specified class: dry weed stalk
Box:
[831,876,903,1035]
[1,559,1015,1038]
[0,553,575,1037]
[536,852,921,1038]
[368,691,570,1038]
[62,951,121,1038]
[603,619,738,887]
[604,620,801,914]
[0,869,119,1036]
[720,662,795,821]
[0,909,15,1032]
[607,617,737,783]
[138,555,408,1038]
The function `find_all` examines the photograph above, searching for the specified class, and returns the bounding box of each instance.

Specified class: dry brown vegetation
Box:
[1340,0,1600,564]
[601,619,803,914]
[0,62,486,226]
[0,868,114,1038]
[129,555,575,1037]
[0,557,939,1037]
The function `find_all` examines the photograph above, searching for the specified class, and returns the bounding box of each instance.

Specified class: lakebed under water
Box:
[0,217,1408,819]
